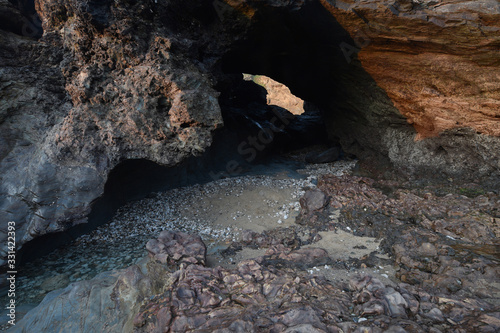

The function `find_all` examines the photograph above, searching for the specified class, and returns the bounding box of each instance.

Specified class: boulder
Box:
[9,264,152,333]
[146,230,207,267]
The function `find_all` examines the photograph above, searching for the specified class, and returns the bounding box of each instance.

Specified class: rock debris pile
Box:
[146,231,207,267]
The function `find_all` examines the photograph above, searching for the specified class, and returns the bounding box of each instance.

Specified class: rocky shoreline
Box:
[1,159,352,329]
[4,160,499,332]
[2,0,500,331]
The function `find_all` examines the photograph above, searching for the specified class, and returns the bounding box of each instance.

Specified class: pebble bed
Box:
[0,160,356,315]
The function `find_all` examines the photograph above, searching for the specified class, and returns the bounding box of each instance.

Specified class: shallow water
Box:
[0,157,355,324]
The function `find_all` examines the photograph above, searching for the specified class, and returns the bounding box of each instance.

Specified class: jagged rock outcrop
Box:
[0,0,227,266]
[1,0,500,267]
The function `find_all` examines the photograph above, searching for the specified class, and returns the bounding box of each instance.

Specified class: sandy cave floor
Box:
[2,159,401,327]
[2,155,499,332]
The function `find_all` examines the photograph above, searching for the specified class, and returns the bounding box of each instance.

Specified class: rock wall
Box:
[0,0,227,266]
[1,0,500,266]
[220,0,500,178]
[320,0,500,176]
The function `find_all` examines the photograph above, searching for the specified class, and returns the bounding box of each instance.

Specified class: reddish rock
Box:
[300,189,328,212]
[146,230,206,267]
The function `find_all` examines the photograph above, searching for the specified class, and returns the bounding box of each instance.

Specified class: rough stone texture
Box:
[14,230,499,332]
[296,189,330,229]
[300,189,328,213]
[313,174,500,304]
[133,242,353,333]
[0,0,224,265]
[9,262,153,333]
[146,230,207,267]
[0,0,27,36]
[8,230,200,332]
[1,0,500,266]
[320,0,500,176]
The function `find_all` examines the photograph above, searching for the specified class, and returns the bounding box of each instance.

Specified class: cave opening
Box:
[218,0,355,114]
[5,1,500,328]
[15,0,384,271]
[14,0,372,266]
[16,72,337,265]
[4,0,403,313]
[214,0,412,173]
[215,0,372,163]
[3,0,43,38]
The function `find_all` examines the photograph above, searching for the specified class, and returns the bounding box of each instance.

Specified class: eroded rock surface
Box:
[0,0,225,265]
[12,204,500,333]
[146,230,207,267]
[309,174,500,310]
[9,263,153,333]
[320,0,500,176]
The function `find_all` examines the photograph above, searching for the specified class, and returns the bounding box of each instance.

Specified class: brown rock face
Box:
[146,230,207,266]
[319,0,500,174]
[324,0,500,139]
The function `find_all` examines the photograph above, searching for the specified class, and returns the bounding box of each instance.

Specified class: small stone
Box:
[418,243,437,257]
[424,308,445,323]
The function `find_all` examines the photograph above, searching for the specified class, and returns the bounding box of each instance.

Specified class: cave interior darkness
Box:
[3,0,43,38]
[16,0,402,264]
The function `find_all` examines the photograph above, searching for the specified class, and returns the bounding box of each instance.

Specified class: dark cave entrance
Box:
[17,73,335,265]
[17,0,379,264]
[3,0,43,38]
[217,0,356,116]
[76,71,335,234]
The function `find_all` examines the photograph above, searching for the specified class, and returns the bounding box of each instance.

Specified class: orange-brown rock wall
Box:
[321,0,500,139]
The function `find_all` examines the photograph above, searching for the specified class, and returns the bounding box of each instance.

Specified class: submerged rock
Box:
[40,274,69,292]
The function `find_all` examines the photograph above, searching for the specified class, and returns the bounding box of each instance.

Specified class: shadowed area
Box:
[1,0,42,37]
[218,0,410,165]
